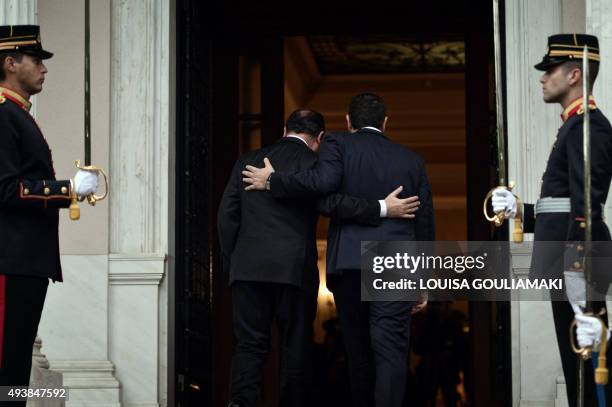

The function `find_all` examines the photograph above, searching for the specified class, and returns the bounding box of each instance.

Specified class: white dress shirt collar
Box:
[361,126,382,133]
[285,134,309,146]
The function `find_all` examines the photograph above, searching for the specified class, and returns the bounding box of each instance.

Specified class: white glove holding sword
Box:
[73,169,99,198]
[490,187,518,219]
[565,270,610,351]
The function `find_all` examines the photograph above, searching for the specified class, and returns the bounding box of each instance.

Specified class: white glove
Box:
[575,314,610,351]
[491,187,517,218]
[74,169,99,197]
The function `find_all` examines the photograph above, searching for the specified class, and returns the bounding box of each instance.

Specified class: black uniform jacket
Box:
[0,87,72,281]
[269,128,435,274]
[217,137,382,293]
[524,97,612,289]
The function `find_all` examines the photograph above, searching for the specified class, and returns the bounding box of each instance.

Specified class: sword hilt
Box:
[569,309,609,385]
[75,160,109,206]
[570,314,594,360]
[483,182,523,243]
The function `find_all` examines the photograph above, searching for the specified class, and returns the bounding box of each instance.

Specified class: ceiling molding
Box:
[308,35,465,75]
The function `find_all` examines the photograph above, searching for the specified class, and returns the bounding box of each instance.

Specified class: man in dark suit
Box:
[242,94,435,407]
[491,34,612,406]
[218,109,419,407]
[0,25,99,401]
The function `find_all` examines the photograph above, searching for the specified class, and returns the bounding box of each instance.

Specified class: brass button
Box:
[61,186,68,194]
[23,188,29,195]
[580,222,586,229]
[577,244,584,252]
[43,187,50,195]
[574,261,582,269]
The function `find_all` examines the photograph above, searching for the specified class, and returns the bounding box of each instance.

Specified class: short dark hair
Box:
[562,60,599,91]
[348,93,387,130]
[0,52,23,81]
[285,109,325,138]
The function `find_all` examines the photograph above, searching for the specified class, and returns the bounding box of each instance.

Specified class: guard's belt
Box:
[535,197,571,216]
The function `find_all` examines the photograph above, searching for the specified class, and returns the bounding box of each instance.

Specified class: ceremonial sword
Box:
[69,0,108,220]
[482,0,523,243]
[569,45,609,407]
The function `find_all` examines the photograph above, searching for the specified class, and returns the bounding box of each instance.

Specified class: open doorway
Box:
[284,35,469,406]
[174,1,509,406]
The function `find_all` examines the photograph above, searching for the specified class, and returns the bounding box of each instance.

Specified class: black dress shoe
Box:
[227,403,241,407]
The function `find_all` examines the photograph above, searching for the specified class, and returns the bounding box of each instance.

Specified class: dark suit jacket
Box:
[0,92,72,281]
[269,128,435,274]
[217,137,381,292]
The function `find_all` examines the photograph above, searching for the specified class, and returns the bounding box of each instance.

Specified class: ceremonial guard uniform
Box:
[522,35,612,406]
[0,26,73,394]
[0,87,72,280]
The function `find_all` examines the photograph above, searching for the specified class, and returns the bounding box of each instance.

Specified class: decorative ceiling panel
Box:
[307,35,465,74]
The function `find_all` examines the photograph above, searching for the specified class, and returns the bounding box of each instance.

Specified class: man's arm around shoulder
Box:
[316,186,420,225]
[270,133,345,198]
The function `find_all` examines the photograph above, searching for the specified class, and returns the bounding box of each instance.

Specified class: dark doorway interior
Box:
[173,1,510,406]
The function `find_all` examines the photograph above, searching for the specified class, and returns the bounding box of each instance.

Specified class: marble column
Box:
[0,0,36,21]
[505,0,568,405]
[109,0,171,405]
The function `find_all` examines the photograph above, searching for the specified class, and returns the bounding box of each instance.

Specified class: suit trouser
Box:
[552,299,612,407]
[229,281,317,407]
[0,274,48,407]
[328,272,413,407]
